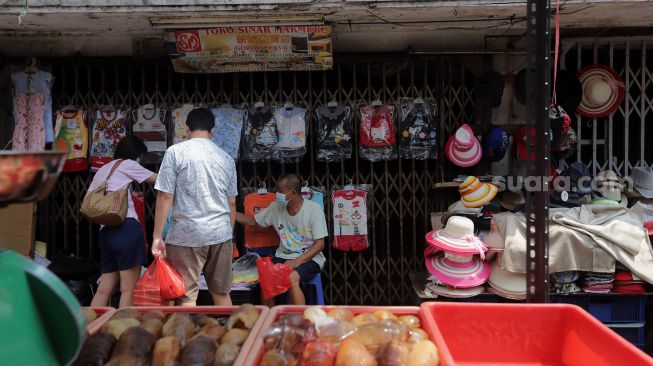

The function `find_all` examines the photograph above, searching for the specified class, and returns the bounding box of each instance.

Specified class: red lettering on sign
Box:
[175,30,202,52]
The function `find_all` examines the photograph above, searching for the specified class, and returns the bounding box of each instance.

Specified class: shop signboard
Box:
[165,25,333,73]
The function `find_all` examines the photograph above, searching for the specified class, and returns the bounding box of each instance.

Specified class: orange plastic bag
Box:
[132,257,186,306]
[256,257,292,300]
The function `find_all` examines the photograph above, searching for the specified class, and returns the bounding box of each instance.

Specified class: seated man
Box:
[235,174,327,305]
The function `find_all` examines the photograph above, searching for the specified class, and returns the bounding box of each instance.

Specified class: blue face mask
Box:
[276,192,288,204]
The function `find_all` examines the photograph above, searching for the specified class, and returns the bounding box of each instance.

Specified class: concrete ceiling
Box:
[0,1,651,56]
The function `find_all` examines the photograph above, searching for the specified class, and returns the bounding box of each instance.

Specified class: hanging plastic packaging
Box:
[132,104,167,164]
[331,184,373,251]
[90,107,129,172]
[211,105,245,161]
[256,257,292,300]
[315,104,353,162]
[359,103,397,161]
[242,105,278,162]
[273,104,307,163]
[398,98,438,160]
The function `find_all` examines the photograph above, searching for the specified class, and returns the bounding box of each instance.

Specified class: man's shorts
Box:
[166,240,233,303]
[271,256,321,283]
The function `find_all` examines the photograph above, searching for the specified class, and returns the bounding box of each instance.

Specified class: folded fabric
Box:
[550,281,582,295]
[496,205,653,284]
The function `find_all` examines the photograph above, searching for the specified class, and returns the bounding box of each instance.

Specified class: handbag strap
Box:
[104,159,125,184]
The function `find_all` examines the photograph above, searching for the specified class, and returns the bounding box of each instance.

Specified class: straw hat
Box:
[425,216,488,256]
[577,64,625,118]
[459,176,498,208]
[425,281,485,298]
[498,190,525,211]
[487,255,526,300]
[594,170,624,201]
[445,124,482,167]
[630,166,653,199]
[425,252,491,288]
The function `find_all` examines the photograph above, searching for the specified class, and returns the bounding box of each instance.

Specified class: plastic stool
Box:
[307,274,325,306]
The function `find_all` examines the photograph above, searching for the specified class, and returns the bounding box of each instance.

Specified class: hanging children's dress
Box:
[172,104,195,144]
[54,108,89,172]
[273,105,307,163]
[315,105,353,162]
[399,100,438,160]
[90,107,128,172]
[133,104,167,164]
[242,105,277,162]
[11,70,53,151]
[359,104,397,161]
[332,188,369,251]
[211,105,244,160]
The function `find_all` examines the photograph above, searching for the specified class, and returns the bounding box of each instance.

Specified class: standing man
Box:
[235,174,327,305]
[152,108,238,306]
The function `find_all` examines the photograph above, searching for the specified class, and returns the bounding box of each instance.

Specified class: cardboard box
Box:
[0,203,36,257]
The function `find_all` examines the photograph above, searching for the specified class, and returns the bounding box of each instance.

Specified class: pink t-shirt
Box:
[87,159,155,221]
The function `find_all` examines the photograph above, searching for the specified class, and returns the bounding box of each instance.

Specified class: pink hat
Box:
[425,216,488,258]
[425,252,490,288]
[577,64,625,118]
[445,124,482,167]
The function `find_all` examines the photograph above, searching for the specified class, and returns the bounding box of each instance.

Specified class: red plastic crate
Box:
[245,305,447,366]
[88,306,268,366]
[83,307,115,335]
[420,302,653,366]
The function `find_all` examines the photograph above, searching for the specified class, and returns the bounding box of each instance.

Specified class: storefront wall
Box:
[39,55,475,305]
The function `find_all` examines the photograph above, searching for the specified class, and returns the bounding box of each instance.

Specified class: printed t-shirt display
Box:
[54,108,88,172]
[273,106,307,162]
[255,200,328,268]
[133,104,167,164]
[399,101,437,160]
[332,188,369,251]
[90,108,128,172]
[315,105,353,162]
[211,105,244,160]
[172,104,195,144]
[242,105,277,162]
[243,192,280,249]
[359,104,397,161]
[11,70,53,151]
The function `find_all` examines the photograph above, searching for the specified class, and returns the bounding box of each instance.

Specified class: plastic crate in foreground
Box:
[420,302,653,366]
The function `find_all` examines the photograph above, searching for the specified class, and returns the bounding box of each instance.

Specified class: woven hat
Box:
[425,281,485,298]
[482,125,509,162]
[498,190,525,211]
[426,216,488,257]
[425,252,491,288]
[487,260,526,300]
[595,170,624,201]
[459,176,498,208]
[445,124,482,167]
[474,71,505,109]
[577,64,625,118]
[630,166,653,199]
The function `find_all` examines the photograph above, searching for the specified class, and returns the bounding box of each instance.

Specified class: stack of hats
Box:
[593,170,626,206]
[487,254,527,300]
[613,268,646,294]
[580,272,615,293]
[445,124,482,167]
[424,216,490,298]
[550,271,581,295]
[551,161,593,208]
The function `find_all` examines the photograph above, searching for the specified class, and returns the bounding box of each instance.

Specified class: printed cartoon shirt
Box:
[211,106,244,160]
[255,200,328,269]
[315,105,353,162]
[332,189,368,236]
[172,104,195,145]
[134,104,167,163]
[359,105,396,147]
[244,192,280,249]
[54,108,88,172]
[242,106,277,162]
[302,189,325,210]
[399,102,437,160]
[274,106,306,150]
[90,108,127,172]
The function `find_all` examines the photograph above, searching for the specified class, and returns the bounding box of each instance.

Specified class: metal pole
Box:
[525,0,550,302]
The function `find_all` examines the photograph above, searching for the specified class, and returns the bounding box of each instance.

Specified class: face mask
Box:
[276,192,288,204]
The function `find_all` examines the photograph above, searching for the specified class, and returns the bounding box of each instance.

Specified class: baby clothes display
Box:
[211,105,244,160]
[302,187,325,210]
[90,107,128,172]
[172,104,195,144]
[332,188,369,251]
[53,108,89,172]
[399,100,437,160]
[11,70,53,151]
[133,104,167,164]
[242,105,278,162]
[243,192,280,249]
[359,104,397,161]
[315,104,353,162]
[273,105,307,162]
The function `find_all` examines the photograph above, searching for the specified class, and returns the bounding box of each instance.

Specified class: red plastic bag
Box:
[132,257,186,306]
[132,191,147,243]
[256,257,292,300]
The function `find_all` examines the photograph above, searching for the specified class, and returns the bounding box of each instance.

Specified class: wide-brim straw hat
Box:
[577,64,625,118]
